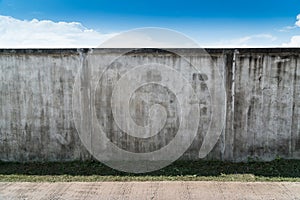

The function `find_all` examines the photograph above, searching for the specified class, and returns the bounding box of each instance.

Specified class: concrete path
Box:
[0,181,299,200]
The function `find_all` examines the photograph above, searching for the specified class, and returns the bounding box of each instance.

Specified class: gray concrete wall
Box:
[0,48,299,162]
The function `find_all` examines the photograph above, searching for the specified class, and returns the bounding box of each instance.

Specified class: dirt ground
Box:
[0,181,299,200]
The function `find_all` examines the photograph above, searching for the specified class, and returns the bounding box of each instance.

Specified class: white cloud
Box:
[208,34,277,48]
[281,14,300,47]
[0,15,297,48]
[233,34,276,45]
[279,26,297,32]
[0,15,115,48]
[282,36,300,47]
[0,16,198,48]
[278,14,300,32]
[296,14,300,27]
[99,28,199,48]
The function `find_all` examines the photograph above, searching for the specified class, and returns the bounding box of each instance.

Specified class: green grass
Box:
[0,159,299,182]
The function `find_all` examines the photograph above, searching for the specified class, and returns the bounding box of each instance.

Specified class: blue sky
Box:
[0,0,299,47]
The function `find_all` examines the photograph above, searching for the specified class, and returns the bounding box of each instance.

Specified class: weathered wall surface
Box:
[0,48,299,162]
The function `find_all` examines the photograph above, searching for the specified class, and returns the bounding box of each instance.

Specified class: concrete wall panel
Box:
[0,48,299,162]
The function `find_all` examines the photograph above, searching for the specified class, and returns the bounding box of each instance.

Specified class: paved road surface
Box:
[0,181,299,200]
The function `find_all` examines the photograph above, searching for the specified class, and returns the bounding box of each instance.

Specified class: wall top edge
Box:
[0,48,299,55]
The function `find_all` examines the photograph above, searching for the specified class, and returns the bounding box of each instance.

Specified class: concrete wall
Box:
[0,48,299,162]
